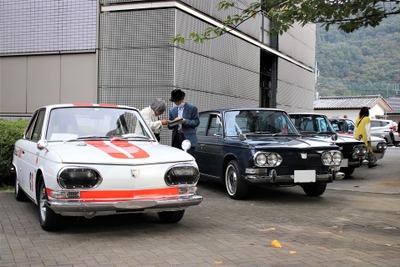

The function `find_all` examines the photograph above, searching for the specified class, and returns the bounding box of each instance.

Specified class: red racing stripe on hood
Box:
[86,140,149,159]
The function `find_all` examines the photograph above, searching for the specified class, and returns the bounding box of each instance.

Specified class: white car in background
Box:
[12,104,202,231]
[370,119,399,146]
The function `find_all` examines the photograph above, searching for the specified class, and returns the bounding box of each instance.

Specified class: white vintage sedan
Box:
[12,104,202,231]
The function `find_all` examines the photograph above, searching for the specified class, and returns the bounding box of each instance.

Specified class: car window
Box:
[370,121,381,127]
[197,113,209,137]
[207,115,222,136]
[346,120,355,132]
[291,114,334,133]
[226,110,297,135]
[25,109,45,141]
[46,107,152,141]
[25,112,39,140]
[330,121,340,131]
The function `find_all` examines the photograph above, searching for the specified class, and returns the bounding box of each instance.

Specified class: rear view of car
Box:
[12,104,202,231]
[370,119,399,146]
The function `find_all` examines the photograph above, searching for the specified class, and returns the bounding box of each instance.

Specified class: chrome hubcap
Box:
[226,165,237,194]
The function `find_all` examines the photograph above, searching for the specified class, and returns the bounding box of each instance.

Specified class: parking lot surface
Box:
[1,147,399,267]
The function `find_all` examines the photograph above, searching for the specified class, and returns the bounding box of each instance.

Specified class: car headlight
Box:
[254,152,282,167]
[352,144,367,159]
[321,151,343,166]
[376,142,387,151]
[165,164,200,185]
[58,167,102,189]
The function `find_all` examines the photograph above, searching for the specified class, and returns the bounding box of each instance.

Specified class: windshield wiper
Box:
[65,135,111,142]
[272,132,300,136]
[117,133,151,140]
[248,131,272,134]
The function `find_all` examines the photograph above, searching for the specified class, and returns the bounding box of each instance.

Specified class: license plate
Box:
[340,158,349,167]
[294,170,316,183]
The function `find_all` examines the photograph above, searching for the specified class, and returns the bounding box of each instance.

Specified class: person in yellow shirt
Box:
[354,107,377,168]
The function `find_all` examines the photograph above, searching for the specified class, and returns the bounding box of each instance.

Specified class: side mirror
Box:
[37,140,49,151]
[181,140,191,152]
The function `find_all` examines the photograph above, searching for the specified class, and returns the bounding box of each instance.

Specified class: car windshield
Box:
[46,107,153,141]
[224,110,298,136]
[331,119,355,133]
[290,114,336,134]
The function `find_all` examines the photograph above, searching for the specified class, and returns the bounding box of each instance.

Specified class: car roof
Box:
[39,103,138,111]
[199,107,285,114]
[371,119,394,122]
[289,112,325,116]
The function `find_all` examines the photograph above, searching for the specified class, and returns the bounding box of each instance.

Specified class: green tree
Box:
[173,0,400,44]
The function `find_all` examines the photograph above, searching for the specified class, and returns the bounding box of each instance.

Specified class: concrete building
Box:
[0,0,317,142]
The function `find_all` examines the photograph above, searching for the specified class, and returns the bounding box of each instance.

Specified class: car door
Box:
[18,109,46,199]
[194,112,225,179]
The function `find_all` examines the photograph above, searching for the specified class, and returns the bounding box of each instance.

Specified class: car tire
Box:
[37,178,61,231]
[225,160,248,199]
[15,174,28,201]
[341,167,355,178]
[301,183,327,197]
[158,210,185,223]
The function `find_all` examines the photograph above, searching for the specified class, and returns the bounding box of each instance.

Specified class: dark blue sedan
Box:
[193,108,344,199]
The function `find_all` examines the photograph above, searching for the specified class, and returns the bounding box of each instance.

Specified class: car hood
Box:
[46,140,194,165]
[300,133,363,145]
[370,135,385,143]
[233,135,339,150]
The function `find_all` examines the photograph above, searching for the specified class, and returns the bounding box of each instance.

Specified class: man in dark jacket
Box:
[168,89,199,155]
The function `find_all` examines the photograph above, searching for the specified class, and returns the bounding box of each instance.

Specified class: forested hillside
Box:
[316,15,400,98]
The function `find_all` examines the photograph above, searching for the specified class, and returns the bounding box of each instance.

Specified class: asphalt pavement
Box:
[0,147,399,267]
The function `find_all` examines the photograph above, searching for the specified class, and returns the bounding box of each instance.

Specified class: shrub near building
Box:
[0,119,28,185]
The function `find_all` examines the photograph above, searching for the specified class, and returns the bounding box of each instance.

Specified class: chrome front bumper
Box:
[48,195,203,216]
[244,169,344,184]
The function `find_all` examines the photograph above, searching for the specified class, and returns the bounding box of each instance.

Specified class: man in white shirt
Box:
[140,99,169,142]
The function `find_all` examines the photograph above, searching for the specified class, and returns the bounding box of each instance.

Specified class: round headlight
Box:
[332,152,343,165]
[321,152,332,165]
[267,153,282,166]
[321,151,343,166]
[254,152,282,167]
[255,153,267,166]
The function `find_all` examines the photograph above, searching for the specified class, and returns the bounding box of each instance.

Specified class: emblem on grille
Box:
[301,153,307,159]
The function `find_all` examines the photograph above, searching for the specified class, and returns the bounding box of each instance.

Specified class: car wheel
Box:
[37,178,61,231]
[225,160,248,199]
[341,167,355,178]
[15,174,28,201]
[301,183,327,196]
[158,210,185,223]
